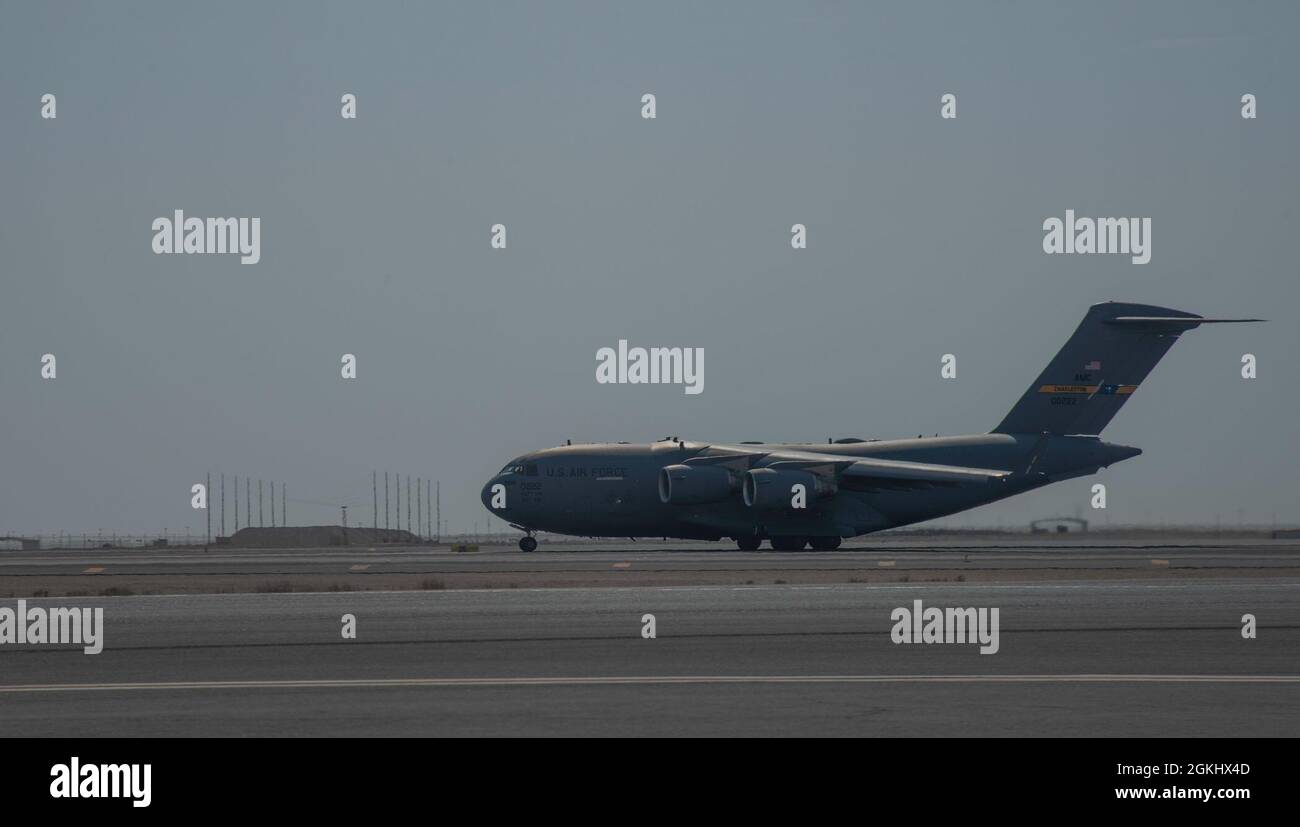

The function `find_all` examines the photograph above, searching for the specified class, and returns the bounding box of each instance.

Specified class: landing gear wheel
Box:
[736,536,761,551]
[770,536,809,552]
[809,536,842,551]
[519,536,537,553]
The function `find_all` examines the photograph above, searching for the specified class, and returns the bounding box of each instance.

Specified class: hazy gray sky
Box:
[2,1,1297,535]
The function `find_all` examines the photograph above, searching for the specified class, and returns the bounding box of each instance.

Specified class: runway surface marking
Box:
[81,566,104,574]
[349,564,370,571]
[2,674,1298,693]
[4,580,1296,601]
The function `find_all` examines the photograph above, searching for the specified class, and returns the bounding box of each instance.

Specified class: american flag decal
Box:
[1084,360,1101,370]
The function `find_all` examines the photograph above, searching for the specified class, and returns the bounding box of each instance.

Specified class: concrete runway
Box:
[1,580,1296,736]
[2,539,1299,595]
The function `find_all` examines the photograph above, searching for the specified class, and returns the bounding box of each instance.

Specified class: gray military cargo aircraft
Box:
[482,302,1260,551]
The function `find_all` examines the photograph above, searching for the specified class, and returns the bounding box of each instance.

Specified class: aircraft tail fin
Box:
[992,302,1262,436]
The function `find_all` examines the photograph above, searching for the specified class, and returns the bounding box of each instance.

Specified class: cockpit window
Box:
[500,462,525,474]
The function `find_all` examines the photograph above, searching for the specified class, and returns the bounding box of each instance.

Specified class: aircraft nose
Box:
[481,475,513,515]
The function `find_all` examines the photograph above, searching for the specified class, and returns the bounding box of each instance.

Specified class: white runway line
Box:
[2,674,1298,693]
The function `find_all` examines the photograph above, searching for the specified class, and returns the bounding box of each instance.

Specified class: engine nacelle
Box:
[659,464,740,505]
[743,468,836,510]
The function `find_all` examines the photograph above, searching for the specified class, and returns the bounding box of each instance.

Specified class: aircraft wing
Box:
[843,456,1008,484]
[761,450,1010,484]
[696,446,1010,485]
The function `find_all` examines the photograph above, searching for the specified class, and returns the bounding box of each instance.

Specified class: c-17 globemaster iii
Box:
[482,302,1261,551]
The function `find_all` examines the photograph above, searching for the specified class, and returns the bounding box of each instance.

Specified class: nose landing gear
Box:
[518,535,538,553]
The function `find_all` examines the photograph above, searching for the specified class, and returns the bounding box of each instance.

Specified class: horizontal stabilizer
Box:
[1108,316,1265,328]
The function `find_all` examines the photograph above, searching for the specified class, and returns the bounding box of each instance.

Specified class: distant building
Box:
[1030,517,1088,534]
[226,525,420,548]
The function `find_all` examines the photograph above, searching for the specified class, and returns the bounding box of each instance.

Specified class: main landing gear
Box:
[518,535,537,553]
[761,536,843,551]
[769,536,808,551]
[736,536,762,551]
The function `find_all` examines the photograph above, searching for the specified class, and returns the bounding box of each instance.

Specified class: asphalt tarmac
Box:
[0,579,1295,736]
[2,539,1298,596]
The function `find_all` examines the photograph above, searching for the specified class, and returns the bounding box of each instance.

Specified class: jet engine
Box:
[658,464,740,504]
[743,468,836,509]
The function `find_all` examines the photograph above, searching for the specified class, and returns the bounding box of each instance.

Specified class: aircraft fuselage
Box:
[480,433,1139,545]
